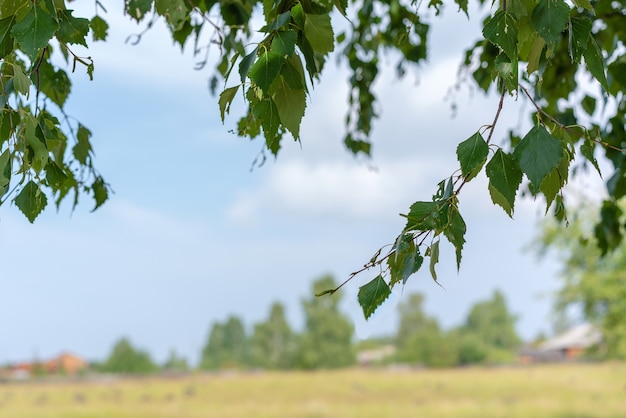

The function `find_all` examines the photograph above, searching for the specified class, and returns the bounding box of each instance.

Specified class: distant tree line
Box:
[93,275,525,374]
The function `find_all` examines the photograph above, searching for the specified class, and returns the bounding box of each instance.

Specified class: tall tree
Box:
[100,337,158,374]
[538,209,626,359]
[249,302,296,369]
[462,290,521,350]
[296,275,355,369]
[395,293,457,367]
[162,348,190,372]
[3,0,626,314]
[200,315,249,370]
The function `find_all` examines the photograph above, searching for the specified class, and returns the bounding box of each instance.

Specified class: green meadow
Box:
[1,363,625,418]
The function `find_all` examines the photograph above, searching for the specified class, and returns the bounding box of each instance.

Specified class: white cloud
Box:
[225,156,453,224]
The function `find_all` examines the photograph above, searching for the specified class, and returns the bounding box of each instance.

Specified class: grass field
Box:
[1,363,625,417]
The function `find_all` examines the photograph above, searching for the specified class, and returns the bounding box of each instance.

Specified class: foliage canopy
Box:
[538,208,626,359]
[1,0,625,315]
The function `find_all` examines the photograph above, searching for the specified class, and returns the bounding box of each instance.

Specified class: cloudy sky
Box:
[0,1,597,364]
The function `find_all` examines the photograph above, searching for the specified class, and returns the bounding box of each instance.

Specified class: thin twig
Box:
[486,86,506,145]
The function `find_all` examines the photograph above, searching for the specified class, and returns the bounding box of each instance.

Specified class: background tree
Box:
[296,275,355,369]
[462,290,521,350]
[454,290,521,362]
[2,0,626,315]
[200,315,249,370]
[538,209,626,359]
[395,293,457,367]
[99,337,158,374]
[249,302,296,369]
[162,348,190,372]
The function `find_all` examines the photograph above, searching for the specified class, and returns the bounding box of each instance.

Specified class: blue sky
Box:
[0,2,594,365]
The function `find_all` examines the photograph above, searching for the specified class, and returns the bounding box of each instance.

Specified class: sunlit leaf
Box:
[56,9,90,46]
[483,11,518,61]
[273,78,305,139]
[304,13,334,54]
[249,51,284,93]
[486,149,523,217]
[11,4,59,60]
[583,37,609,91]
[14,180,48,223]
[358,275,391,319]
[531,0,570,46]
[514,124,564,189]
[457,132,488,181]
[219,85,240,122]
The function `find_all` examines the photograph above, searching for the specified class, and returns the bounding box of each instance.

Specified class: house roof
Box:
[540,323,602,351]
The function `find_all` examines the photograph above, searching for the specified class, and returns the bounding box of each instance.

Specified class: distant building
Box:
[44,352,88,375]
[3,352,88,380]
[357,345,396,365]
[519,323,603,363]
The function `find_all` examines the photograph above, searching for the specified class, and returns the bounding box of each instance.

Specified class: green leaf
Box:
[0,109,19,146]
[526,36,545,75]
[0,149,11,196]
[239,47,258,84]
[14,180,47,223]
[22,113,48,173]
[344,135,371,156]
[91,176,108,211]
[171,18,192,49]
[444,204,466,270]
[388,234,423,286]
[125,0,154,21]
[531,0,570,46]
[273,78,306,139]
[495,53,518,91]
[73,124,92,165]
[220,0,253,26]
[267,11,291,31]
[11,62,31,97]
[222,52,240,83]
[219,85,240,122]
[485,149,523,217]
[514,124,564,189]
[594,200,623,255]
[569,16,591,64]
[291,3,305,29]
[45,160,67,190]
[280,54,306,90]
[248,51,284,93]
[56,9,90,46]
[0,16,16,59]
[357,275,391,319]
[539,150,570,211]
[90,15,109,41]
[36,60,71,108]
[155,0,187,30]
[572,0,592,10]
[252,97,282,154]
[403,201,440,231]
[11,5,59,61]
[303,13,334,54]
[583,37,609,91]
[483,11,518,61]
[333,0,348,17]
[271,30,297,57]
[454,0,468,16]
[581,95,596,115]
[457,132,488,181]
[580,140,601,176]
[428,239,440,284]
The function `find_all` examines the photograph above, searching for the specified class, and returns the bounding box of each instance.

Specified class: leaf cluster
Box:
[3,0,626,319]
[351,0,626,317]
[1,0,110,220]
